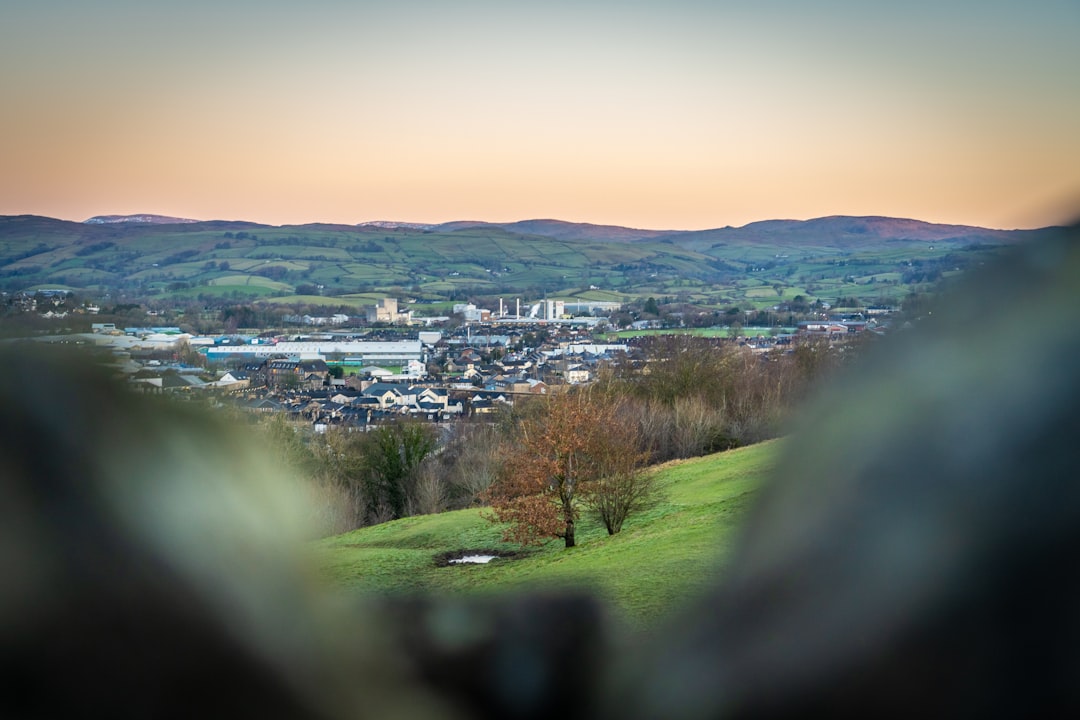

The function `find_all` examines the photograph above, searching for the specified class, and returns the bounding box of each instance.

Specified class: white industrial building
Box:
[206,339,423,364]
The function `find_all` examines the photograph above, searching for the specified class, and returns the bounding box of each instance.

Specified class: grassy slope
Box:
[315,440,777,630]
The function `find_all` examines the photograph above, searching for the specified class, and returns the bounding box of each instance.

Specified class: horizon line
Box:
[2,211,1060,234]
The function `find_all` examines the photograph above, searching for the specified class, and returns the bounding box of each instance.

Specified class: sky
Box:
[2,0,1078,230]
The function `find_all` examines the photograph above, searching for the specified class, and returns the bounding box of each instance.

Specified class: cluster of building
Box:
[4,289,99,318]
[47,320,628,430]
[280,300,413,326]
[205,341,621,429]
[17,293,890,432]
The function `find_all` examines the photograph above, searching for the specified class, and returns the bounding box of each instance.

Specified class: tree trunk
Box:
[562,464,576,548]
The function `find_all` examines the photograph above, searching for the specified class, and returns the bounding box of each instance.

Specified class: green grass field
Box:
[209,274,293,290]
[315,440,778,630]
[605,327,785,340]
[168,284,282,298]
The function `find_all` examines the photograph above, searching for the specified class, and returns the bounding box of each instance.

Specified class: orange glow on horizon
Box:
[1,2,1077,231]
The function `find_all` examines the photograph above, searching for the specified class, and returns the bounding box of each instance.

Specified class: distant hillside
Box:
[429,215,1041,247]
[434,219,674,243]
[84,214,200,225]
[655,215,1048,251]
[0,213,1051,309]
[357,221,437,231]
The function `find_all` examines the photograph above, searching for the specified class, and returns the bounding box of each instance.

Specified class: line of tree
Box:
[592,334,848,461]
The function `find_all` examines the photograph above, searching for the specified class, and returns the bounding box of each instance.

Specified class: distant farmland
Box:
[1,214,1046,311]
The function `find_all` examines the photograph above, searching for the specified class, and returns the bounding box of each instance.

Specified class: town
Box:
[4,289,887,432]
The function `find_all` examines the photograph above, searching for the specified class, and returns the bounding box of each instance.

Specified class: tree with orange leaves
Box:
[485,390,651,548]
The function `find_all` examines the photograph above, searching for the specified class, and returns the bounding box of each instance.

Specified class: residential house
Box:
[241,397,284,413]
[564,366,591,384]
[266,359,330,388]
[361,382,416,410]
[490,376,548,395]
[215,370,251,390]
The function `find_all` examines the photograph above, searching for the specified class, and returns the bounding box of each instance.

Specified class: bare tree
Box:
[580,399,658,535]
[485,391,650,547]
[442,422,508,506]
[410,460,449,516]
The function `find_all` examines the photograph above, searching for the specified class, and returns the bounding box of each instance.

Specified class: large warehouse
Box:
[205,339,424,364]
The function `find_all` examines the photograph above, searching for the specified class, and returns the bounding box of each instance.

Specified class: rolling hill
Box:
[0,213,1053,309]
[430,218,676,243]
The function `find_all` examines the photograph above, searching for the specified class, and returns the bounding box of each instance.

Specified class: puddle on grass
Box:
[448,554,499,564]
[437,549,519,567]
